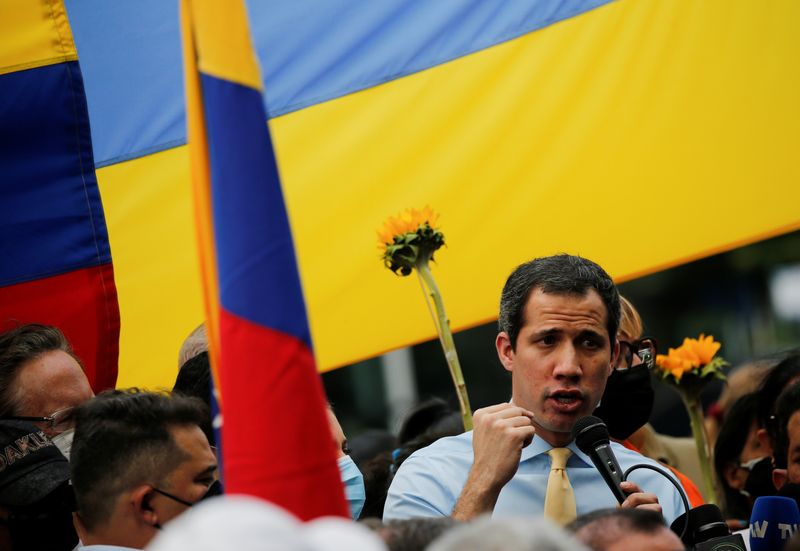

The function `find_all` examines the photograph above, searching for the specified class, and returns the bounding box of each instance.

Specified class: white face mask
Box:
[51,428,74,461]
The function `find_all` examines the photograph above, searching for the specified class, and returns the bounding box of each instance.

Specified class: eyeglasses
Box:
[618,337,657,370]
[1,406,76,433]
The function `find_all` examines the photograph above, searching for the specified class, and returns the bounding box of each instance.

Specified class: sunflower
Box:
[377,207,445,276]
[655,334,726,383]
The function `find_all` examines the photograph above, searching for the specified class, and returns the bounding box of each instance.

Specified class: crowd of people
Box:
[1,253,799,550]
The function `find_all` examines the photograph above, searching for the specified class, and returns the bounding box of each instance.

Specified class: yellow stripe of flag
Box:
[0,0,78,75]
[98,0,800,387]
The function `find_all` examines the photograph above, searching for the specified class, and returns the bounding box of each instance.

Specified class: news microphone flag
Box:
[180,0,347,519]
[749,495,800,551]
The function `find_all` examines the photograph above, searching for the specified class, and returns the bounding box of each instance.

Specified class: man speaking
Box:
[383,254,686,524]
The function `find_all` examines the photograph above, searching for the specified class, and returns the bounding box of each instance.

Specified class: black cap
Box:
[0,420,70,507]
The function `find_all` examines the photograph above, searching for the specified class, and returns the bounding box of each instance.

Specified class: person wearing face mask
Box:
[172,331,366,520]
[0,420,78,551]
[0,324,95,461]
[714,392,768,526]
[327,406,366,520]
[593,296,705,508]
[71,389,218,550]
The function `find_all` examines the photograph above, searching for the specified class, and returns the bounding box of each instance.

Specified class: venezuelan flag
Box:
[0,0,119,391]
[180,0,348,519]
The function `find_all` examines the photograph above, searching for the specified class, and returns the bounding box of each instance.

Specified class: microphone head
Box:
[670,504,729,545]
[749,495,800,551]
[571,415,610,454]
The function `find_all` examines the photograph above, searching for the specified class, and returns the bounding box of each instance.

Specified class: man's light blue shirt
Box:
[383,431,688,524]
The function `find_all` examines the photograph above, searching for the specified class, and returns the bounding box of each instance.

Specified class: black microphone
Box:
[670,504,746,550]
[571,415,627,504]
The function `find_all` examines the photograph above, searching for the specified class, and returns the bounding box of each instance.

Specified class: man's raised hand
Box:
[452,403,536,520]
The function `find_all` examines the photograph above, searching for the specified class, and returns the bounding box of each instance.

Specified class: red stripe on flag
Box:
[218,307,347,520]
[0,263,119,392]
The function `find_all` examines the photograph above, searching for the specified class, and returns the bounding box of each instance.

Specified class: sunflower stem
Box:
[680,390,721,505]
[416,260,473,431]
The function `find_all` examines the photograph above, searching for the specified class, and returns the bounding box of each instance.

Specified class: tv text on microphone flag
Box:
[180,0,348,519]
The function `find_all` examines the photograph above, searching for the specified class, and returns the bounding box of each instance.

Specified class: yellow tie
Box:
[544,448,577,525]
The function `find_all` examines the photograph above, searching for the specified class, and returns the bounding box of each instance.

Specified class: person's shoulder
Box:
[392,431,474,479]
[404,431,474,460]
[385,432,473,520]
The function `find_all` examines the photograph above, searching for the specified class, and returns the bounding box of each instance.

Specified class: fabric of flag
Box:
[41,0,800,388]
[180,0,348,519]
[0,0,119,391]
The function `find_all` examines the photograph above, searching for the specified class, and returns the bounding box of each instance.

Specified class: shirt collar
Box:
[520,434,592,467]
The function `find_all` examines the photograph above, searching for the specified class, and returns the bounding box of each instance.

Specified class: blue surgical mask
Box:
[338,455,365,520]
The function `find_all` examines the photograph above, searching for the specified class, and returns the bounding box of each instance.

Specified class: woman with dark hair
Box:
[755,352,800,455]
[713,392,766,524]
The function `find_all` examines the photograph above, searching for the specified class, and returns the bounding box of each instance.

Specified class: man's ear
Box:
[773,468,788,491]
[132,485,159,528]
[496,332,514,373]
[72,511,89,542]
[756,428,774,457]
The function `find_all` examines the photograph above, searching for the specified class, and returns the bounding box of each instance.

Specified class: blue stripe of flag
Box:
[67,0,611,167]
[0,62,111,287]
[200,73,311,347]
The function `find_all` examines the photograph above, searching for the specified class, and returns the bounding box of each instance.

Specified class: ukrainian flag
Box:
[3,0,800,389]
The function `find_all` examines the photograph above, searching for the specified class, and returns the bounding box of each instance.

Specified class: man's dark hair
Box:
[775,381,800,471]
[173,351,214,445]
[498,254,621,350]
[0,324,78,416]
[567,508,667,550]
[714,392,760,518]
[70,388,208,531]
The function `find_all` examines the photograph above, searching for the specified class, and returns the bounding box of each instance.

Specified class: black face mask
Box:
[594,365,655,440]
[152,479,224,530]
[742,456,776,501]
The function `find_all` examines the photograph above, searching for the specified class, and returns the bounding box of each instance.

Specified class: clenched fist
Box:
[452,402,536,519]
